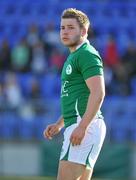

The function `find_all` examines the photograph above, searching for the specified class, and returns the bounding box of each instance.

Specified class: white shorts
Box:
[60,117,106,169]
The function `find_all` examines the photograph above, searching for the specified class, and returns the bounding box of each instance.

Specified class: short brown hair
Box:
[61,8,90,29]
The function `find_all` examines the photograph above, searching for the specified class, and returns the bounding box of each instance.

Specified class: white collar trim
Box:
[76,39,89,50]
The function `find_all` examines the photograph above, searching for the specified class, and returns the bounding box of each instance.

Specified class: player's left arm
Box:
[70,75,105,146]
[79,75,105,129]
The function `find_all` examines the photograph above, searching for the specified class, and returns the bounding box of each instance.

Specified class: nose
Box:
[62,28,68,34]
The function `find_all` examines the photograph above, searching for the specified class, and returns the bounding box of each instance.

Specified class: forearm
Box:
[79,92,105,129]
[56,115,64,129]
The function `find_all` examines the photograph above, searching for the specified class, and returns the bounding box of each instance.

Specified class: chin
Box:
[62,41,71,46]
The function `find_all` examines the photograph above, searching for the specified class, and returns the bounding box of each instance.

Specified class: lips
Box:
[62,37,69,41]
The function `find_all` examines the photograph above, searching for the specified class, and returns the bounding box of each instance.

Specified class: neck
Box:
[69,38,87,53]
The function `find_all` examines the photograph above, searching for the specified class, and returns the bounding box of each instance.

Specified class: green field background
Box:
[0,177,130,180]
[0,136,133,180]
[40,137,131,179]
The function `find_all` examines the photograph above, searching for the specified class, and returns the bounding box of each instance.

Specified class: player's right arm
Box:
[43,116,64,140]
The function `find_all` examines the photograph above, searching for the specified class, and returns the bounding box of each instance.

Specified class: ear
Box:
[81,27,87,37]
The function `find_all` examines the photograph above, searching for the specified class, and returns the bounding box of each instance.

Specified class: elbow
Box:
[98,96,104,104]
[100,90,105,101]
[102,89,105,98]
[89,86,105,102]
[97,90,105,103]
[90,89,105,103]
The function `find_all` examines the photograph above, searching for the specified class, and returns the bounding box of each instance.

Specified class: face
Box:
[60,18,83,49]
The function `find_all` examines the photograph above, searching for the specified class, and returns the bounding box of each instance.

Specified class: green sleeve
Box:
[78,51,104,80]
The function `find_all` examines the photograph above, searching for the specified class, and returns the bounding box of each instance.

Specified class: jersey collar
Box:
[76,39,89,50]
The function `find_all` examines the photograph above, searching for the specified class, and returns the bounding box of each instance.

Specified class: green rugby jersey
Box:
[61,41,104,127]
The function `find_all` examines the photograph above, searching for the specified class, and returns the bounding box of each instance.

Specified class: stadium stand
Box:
[0,0,136,142]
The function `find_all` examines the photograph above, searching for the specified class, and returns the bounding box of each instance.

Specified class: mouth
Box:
[62,37,69,41]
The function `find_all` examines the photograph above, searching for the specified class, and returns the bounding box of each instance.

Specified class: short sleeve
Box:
[78,51,104,80]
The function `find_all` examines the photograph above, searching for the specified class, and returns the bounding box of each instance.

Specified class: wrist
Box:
[78,122,88,130]
[56,122,63,129]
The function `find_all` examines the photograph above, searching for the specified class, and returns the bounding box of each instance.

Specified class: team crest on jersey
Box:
[66,64,72,75]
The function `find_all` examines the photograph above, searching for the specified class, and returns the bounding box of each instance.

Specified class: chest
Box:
[61,56,80,81]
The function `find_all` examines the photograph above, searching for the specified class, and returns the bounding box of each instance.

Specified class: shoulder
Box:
[80,44,101,59]
[77,45,103,68]
[79,44,102,60]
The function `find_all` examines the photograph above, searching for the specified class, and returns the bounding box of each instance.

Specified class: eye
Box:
[60,26,65,30]
[68,26,74,29]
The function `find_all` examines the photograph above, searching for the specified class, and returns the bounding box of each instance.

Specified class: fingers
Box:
[70,136,81,146]
[43,128,52,139]
[43,125,58,140]
[49,126,57,136]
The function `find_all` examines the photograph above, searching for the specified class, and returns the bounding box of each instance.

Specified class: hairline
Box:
[61,17,89,29]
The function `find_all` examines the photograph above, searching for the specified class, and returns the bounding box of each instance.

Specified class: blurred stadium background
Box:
[0,0,136,179]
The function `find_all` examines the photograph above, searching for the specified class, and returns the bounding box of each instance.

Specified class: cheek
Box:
[60,32,63,39]
[60,31,62,36]
[71,29,81,36]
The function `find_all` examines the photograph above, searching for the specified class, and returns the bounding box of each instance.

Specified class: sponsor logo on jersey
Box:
[61,81,69,97]
[66,64,72,75]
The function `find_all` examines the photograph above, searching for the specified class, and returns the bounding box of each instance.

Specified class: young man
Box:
[44,8,106,180]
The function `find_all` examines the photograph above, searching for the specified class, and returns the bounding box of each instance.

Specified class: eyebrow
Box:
[61,24,75,28]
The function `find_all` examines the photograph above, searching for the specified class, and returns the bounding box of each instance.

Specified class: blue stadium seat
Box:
[40,73,60,99]
[34,115,50,140]
[103,97,134,142]
[18,116,35,140]
[111,114,131,142]
[131,76,136,95]
[17,73,33,96]
[0,112,18,139]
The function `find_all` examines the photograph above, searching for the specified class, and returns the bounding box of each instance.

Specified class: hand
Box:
[70,126,86,146]
[43,123,62,140]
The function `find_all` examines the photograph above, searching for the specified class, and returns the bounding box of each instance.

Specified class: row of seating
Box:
[15,73,136,97]
[0,99,61,140]
[0,95,136,142]
[0,1,136,52]
[103,96,136,142]
[1,4,136,25]
[0,2,136,25]
[0,72,61,99]
[1,72,136,99]
[16,73,61,98]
